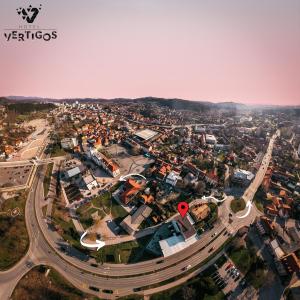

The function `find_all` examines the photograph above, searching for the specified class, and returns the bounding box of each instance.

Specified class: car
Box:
[89,286,100,292]
[234,275,241,281]
[225,263,233,270]
[102,289,113,294]
[240,279,247,287]
[90,263,98,267]
[234,271,240,277]
[211,232,217,238]
[182,264,192,271]
[208,246,215,252]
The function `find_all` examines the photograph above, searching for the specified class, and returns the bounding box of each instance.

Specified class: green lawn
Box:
[230,198,246,213]
[51,200,82,249]
[50,144,66,157]
[92,192,111,214]
[0,192,29,270]
[77,203,106,229]
[254,198,264,212]
[92,236,153,264]
[111,198,128,220]
[43,163,54,197]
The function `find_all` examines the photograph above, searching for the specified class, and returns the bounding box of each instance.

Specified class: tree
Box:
[193,181,206,195]
[181,285,196,300]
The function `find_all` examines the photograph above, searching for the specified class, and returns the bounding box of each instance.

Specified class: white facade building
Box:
[165,172,181,187]
[89,148,120,177]
[82,174,98,190]
[205,134,217,145]
[61,137,78,150]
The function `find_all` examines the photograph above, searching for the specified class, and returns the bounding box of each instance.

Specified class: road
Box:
[0,132,279,299]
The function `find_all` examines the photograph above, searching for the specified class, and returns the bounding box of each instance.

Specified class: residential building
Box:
[120,205,152,234]
[231,169,254,185]
[190,203,210,222]
[121,179,142,205]
[89,148,120,177]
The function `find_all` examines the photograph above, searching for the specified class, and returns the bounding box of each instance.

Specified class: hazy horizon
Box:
[1,1,299,105]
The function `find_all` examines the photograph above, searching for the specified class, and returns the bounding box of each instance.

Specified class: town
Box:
[1,97,300,299]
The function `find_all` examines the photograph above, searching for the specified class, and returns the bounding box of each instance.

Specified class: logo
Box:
[3,4,58,42]
[16,4,42,23]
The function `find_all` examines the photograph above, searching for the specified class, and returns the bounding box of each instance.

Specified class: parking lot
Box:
[0,165,32,188]
[210,257,244,296]
[106,144,154,175]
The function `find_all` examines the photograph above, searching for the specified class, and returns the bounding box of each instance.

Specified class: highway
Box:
[0,131,278,299]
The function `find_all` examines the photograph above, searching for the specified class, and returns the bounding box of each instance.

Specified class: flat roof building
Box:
[205,134,217,145]
[147,215,197,257]
[134,129,158,141]
[120,205,152,235]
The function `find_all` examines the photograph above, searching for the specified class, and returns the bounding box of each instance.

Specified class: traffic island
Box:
[230,198,246,213]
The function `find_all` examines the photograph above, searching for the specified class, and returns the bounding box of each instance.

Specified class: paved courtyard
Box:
[0,165,32,188]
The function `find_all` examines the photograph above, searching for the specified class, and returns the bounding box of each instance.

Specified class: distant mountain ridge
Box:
[3,96,299,109]
[5,96,247,110]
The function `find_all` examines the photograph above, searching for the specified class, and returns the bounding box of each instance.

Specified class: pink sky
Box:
[0,0,299,105]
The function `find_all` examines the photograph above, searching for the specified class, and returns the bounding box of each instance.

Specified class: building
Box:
[165,171,181,187]
[82,174,98,190]
[89,148,120,177]
[61,137,78,150]
[231,169,254,185]
[159,215,197,257]
[66,166,82,178]
[134,129,159,142]
[190,204,210,222]
[146,214,197,257]
[194,125,205,133]
[121,179,142,205]
[281,253,300,274]
[120,205,152,234]
[205,134,217,145]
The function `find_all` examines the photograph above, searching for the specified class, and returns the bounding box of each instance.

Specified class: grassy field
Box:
[92,192,111,214]
[77,203,106,229]
[50,143,66,157]
[0,192,29,270]
[43,163,54,197]
[91,236,155,264]
[254,198,264,212]
[230,198,246,213]
[12,265,96,300]
[111,198,128,222]
[51,198,82,249]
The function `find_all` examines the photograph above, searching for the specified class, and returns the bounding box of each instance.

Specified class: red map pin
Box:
[177,201,189,218]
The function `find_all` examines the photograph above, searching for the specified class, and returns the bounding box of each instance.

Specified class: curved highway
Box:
[0,131,278,299]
